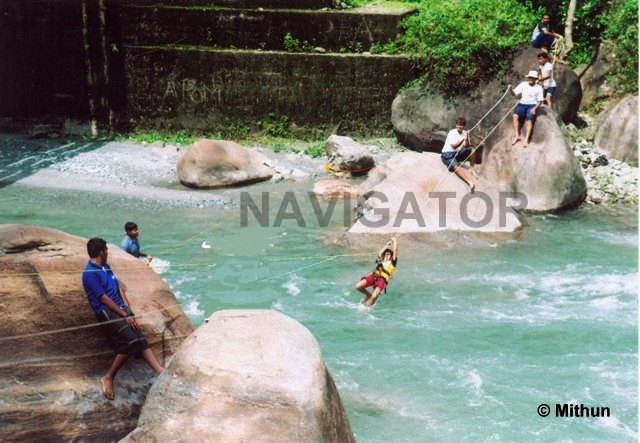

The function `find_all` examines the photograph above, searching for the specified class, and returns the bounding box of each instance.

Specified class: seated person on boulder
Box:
[82,238,163,400]
[441,117,476,192]
[531,13,562,53]
[356,238,398,308]
[508,71,544,148]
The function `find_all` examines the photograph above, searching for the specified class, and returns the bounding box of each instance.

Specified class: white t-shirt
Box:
[514,82,544,105]
[539,62,556,88]
[442,128,468,153]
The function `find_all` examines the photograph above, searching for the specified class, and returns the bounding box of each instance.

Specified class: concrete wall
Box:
[119,5,411,52]
[124,46,417,133]
[0,0,420,134]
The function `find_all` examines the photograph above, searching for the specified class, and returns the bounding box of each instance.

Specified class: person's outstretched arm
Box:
[392,237,398,261]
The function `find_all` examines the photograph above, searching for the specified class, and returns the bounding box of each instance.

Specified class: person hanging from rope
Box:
[355,237,398,308]
[82,238,163,400]
[508,71,544,148]
[441,117,477,192]
[531,13,562,54]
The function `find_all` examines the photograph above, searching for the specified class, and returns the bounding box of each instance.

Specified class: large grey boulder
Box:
[594,96,638,166]
[579,40,616,109]
[481,109,587,212]
[177,139,273,188]
[392,46,582,152]
[0,225,193,442]
[121,310,355,443]
[349,152,523,234]
[325,135,374,175]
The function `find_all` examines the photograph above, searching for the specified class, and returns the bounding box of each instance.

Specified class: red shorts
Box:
[360,273,387,292]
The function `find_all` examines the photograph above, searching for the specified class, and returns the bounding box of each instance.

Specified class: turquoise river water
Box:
[0,146,637,441]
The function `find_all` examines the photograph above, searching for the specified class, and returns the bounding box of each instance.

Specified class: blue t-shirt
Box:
[121,235,140,257]
[82,261,124,314]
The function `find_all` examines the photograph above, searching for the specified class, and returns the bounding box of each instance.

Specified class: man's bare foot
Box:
[511,137,521,145]
[469,183,476,193]
[101,376,114,400]
[470,169,479,178]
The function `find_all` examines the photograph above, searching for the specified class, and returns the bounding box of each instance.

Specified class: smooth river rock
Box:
[594,95,638,166]
[177,139,274,188]
[325,134,375,174]
[481,109,587,212]
[121,310,355,443]
[0,224,194,442]
[349,152,524,234]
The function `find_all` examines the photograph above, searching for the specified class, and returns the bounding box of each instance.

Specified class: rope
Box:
[0,304,183,343]
[0,334,190,369]
[0,261,218,279]
[252,255,338,283]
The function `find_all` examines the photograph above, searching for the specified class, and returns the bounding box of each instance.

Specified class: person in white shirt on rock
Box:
[507,71,544,148]
[440,117,476,192]
[537,52,557,109]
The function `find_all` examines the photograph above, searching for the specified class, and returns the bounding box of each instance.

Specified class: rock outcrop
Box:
[325,135,375,174]
[481,109,587,212]
[594,95,638,166]
[122,310,355,443]
[579,40,616,109]
[349,152,523,234]
[177,139,274,189]
[312,179,357,201]
[0,224,194,442]
[392,46,582,152]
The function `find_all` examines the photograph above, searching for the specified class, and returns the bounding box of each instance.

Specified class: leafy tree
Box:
[398,0,536,95]
[602,0,638,94]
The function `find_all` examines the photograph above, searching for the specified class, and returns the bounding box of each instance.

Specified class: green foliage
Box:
[398,0,536,94]
[257,112,291,138]
[123,129,196,145]
[283,33,313,53]
[370,41,400,55]
[603,0,638,95]
[304,141,326,158]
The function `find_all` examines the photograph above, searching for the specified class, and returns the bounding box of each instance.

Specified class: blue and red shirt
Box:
[81,261,124,314]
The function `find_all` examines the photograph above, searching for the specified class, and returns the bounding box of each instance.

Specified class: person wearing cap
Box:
[531,14,562,53]
[507,71,544,148]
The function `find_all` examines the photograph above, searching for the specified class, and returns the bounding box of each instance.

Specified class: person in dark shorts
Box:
[508,71,544,148]
[356,237,398,308]
[82,238,163,400]
[531,14,562,52]
[441,117,476,192]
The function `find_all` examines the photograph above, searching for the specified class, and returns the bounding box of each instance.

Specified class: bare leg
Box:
[511,115,521,145]
[469,151,477,176]
[356,280,372,304]
[523,120,534,147]
[453,166,475,192]
[547,94,553,110]
[366,288,383,307]
[141,348,164,375]
[101,353,129,400]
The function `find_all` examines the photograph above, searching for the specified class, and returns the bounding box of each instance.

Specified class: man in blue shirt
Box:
[121,221,153,262]
[82,238,163,400]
